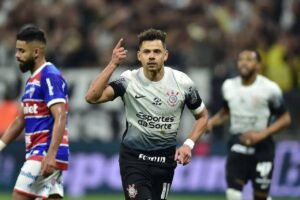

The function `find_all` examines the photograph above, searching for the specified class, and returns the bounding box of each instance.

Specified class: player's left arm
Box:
[175,107,208,165]
[240,111,291,146]
[174,76,208,165]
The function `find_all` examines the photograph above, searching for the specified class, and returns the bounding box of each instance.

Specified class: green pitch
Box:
[0,193,298,200]
[65,195,298,200]
[67,194,297,200]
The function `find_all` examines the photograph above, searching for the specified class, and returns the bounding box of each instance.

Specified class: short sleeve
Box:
[41,73,67,107]
[108,70,130,98]
[221,81,229,110]
[184,77,205,115]
[268,83,286,116]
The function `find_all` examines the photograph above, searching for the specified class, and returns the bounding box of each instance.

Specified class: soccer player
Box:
[0,25,69,200]
[85,29,208,200]
[207,50,291,200]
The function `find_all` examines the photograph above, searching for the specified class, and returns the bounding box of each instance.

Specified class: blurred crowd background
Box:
[0,0,299,142]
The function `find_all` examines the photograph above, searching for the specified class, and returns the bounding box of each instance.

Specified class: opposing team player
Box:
[85,29,208,200]
[0,25,69,199]
[208,50,291,200]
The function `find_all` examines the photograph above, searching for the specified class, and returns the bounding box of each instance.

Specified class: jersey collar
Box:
[31,62,51,78]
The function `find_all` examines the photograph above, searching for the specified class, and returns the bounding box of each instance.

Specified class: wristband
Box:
[184,138,195,150]
[0,140,6,151]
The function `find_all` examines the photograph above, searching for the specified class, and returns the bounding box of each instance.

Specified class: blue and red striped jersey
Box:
[21,62,69,170]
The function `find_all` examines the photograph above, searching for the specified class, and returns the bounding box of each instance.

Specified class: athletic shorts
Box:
[14,160,64,199]
[226,151,274,195]
[119,144,177,200]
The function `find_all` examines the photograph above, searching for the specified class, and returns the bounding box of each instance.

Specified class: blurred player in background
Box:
[0,25,69,200]
[86,28,208,200]
[207,50,291,200]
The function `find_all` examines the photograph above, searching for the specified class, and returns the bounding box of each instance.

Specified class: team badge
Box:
[167,90,179,107]
[127,184,138,198]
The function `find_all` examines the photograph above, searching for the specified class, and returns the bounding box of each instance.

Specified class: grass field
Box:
[0,193,298,200]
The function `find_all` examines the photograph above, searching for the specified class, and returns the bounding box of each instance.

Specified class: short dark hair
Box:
[16,24,46,44]
[138,28,167,48]
[240,49,261,62]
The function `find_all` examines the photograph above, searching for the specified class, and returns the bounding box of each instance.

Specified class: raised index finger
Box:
[114,38,123,49]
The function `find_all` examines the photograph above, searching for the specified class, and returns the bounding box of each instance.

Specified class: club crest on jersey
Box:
[127,184,138,198]
[166,90,179,107]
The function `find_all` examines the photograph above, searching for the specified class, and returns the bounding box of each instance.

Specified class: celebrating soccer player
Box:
[86,28,208,200]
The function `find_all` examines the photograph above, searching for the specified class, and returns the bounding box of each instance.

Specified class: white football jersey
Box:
[109,67,205,150]
[222,75,285,135]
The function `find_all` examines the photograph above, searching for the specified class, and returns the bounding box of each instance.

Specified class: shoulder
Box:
[222,76,239,89]
[41,63,62,77]
[257,75,282,94]
[120,68,139,80]
[167,67,194,86]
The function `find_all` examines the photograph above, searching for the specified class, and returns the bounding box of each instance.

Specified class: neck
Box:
[31,58,46,74]
[144,67,164,82]
[242,74,257,86]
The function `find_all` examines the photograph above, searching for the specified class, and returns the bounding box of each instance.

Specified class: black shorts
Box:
[119,144,177,200]
[226,139,275,196]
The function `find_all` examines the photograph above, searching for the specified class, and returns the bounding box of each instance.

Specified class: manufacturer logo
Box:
[127,184,138,198]
[28,79,40,87]
[135,95,146,99]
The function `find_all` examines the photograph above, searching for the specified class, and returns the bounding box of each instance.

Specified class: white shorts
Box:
[14,160,64,199]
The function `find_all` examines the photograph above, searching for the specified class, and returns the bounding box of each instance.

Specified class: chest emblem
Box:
[166,90,179,107]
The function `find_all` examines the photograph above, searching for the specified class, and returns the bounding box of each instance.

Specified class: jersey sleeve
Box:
[183,76,205,115]
[108,70,130,98]
[268,83,286,116]
[221,80,229,110]
[41,73,67,107]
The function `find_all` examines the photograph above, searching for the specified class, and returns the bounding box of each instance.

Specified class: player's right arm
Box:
[0,110,25,151]
[207,106,229,132]
[207,80,230,132]
[85,38,127,104]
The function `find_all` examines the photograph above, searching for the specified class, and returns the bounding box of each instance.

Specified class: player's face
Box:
[15,40,35,73]
[237,51,259,79]
[138,40,168,73]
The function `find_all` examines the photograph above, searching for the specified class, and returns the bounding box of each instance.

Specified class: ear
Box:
[137,51,141,61]
[257,63,262,73]
[164,49,168,61]
[33,48,39,59]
